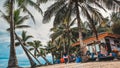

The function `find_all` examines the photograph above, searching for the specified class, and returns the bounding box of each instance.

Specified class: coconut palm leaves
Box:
[28,40,52,65]
[43,0,105,56]
[100,0,120,11]
[111,12,120,24]
[50,18,79,57]
[45,41,58,64]
[43,0,120,37]
[15,31,43,66]
[0,9,30,31]
[111,12,120,34]
[15,31,33,46]
[28,40,42,57]
[4,0,43,23]
[43,0,120,59]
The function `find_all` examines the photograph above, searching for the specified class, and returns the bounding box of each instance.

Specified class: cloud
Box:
[23,1,54,45]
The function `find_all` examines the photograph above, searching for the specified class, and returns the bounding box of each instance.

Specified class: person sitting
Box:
[60,58,64,63]
[98,51,106,58]
[63,52,68,64]
[111,44,118,53]
[69,54,76,62]
[86,50,91,60]
[75,55,82,63]
[100,44,108,56]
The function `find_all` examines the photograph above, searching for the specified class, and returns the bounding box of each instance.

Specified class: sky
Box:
[0,0,54,45]
[0,0,55,61]
[0,0,113,46]
[0,0,113,53]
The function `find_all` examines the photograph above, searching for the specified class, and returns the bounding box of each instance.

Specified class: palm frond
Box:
[15,42,20,47]
[27,0,43,14]
[69,18,77,26]
[25,36,33,41]
[53,4,67,27]
[36,0,48,6]
[22,6,36,24]
[43,0,66,23]
[15,25,30,29]
[0,10,10,23]
[29,48,34,51]
[16,15,29,25]
[50,30,63,41]
[14,9,20,23]
[27,42,34,46]
[101,0,120,10]
[94,1,107,12]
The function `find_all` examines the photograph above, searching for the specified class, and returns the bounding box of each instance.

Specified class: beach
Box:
[37,61,120,68]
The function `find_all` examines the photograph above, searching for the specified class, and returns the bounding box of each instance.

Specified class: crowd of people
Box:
[55,41,120,64]
[86,41,120,61]
[55,52,79,64]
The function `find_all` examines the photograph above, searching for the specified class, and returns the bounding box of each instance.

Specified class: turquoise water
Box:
[0,58,30,68]
[0,42,53,68]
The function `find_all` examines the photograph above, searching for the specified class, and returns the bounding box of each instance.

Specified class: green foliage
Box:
[112,23,120,34]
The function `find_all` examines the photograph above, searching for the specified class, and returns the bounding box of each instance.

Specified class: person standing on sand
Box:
[63,52,68,64]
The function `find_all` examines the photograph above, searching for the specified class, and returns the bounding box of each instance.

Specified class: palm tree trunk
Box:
[75,1,84,56]
[34,48,37,58]
[91,22,98,41]
[51,53,55,64]
[22,44,37,67]
[63,44,66,53]
[8,0,18,67]
[15,33,37,67]
[36,49,52,65]
[26,47,42,65]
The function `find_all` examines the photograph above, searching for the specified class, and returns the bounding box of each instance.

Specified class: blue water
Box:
[0,42,53,68]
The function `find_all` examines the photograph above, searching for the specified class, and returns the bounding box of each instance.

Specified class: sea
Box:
[0,42,53,68]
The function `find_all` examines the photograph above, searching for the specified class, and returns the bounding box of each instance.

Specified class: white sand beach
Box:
[37,61,120,68]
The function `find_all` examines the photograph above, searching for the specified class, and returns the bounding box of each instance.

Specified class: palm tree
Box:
[50,19,78,55]
[0,8,41,67]
[45,41,58,64]
[2,0,47,67]
[111,12,120,34]
[28,40,42,57]
[3,0,43,23]
[111,12,120,24]
[15,31,42,67]
[7,0,18,67]
[43,0,120,57]
[28,40,52,65]
[0,9,30,31]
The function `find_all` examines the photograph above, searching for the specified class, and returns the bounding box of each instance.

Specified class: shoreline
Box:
[36,61,120,68]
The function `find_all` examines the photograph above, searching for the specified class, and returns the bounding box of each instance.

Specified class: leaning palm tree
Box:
[43,0,120,57]
[45,41,58,64]
[28,40,52,65]
[0,9,41,67]
[15,31,42,67]
[2,0,46,67]
[28,40,42,58]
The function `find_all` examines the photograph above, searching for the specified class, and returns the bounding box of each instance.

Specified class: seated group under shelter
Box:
[72,32,120,61]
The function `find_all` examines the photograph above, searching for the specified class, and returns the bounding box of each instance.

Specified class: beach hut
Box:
[72,32,120,59]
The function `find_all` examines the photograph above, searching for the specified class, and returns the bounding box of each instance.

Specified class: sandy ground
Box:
[36,61,120,68]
